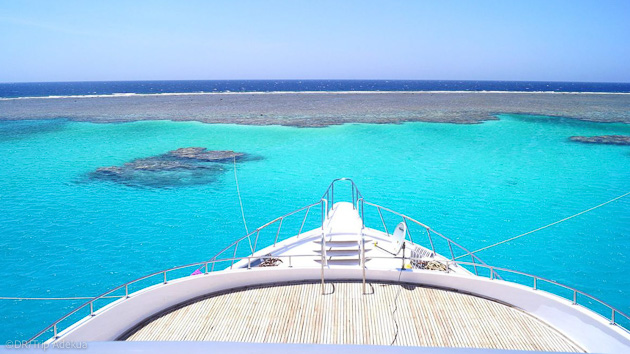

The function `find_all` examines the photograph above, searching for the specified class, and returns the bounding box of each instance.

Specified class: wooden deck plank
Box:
[122,281,584,352]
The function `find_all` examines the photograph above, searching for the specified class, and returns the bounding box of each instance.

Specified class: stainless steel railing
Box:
[201,178,361,271]
[361,200,501,280]
[200,200,324,271]
[27,179,351,344]
[27,250,630,344]
[26,178,630,343]
[26,253,329,344]
[365,255,630,333]
[321,177,363,215]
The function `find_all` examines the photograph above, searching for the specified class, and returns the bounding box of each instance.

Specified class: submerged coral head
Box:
[90,147,258,188]
[167,147,245,162]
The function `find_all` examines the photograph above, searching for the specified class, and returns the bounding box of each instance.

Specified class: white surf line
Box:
[2,90,630,101]
[457,190,630,259]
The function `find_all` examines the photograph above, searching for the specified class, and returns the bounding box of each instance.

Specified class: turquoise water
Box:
[1,115,629,340]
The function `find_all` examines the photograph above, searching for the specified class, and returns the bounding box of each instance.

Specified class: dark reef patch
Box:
[569,135,630,146]
[89,148,260,188]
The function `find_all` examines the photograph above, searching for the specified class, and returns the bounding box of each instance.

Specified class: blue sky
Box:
[1,0,629,83]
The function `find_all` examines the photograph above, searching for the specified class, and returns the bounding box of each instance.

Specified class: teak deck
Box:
[122,281,584,352]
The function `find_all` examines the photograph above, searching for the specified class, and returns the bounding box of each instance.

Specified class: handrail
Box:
[26,178,628,343]
[448,260,630,330]
[29,177,497,343]
[363,200,501,279]
[361,197,367,294]
[26,253,326,344]
[223,203,320,255]
[28,252,630,344]
[321,178,363,214]
[362,255,630,332]
[208,178,362,267]
[320,198,328,294]
[320,228,326,294]
[28,185,338,345]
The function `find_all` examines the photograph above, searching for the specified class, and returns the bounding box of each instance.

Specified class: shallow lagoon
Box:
[0,114,629,340]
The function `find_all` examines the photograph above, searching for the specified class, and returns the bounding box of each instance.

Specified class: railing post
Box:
[573,290,577,305]
[125,284,129,298]
[611,309,616,325]
[204,262,208,275]
[331,184,334,206]
[447,240,455,261]
[247,257,251,269]
[329,193,332,214]
[362,238,367,294]
[361,199,365,230]
[321,200,324,227]
[426,228,436,257]
[533,277,537,290]
[471,256,479,276]
[53,324,57,339]
[163,271,167,284]
[211,261,215,272]
[402,217,414,243]
[377,207,389,235]
[490,267,494,280]
[321,232,326,295]
[90,302,94,316]
[274,218,284,246]
[352,185,355,209]
[298,206,310,238]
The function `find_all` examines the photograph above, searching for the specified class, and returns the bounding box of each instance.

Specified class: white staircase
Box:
[316,202,371,266]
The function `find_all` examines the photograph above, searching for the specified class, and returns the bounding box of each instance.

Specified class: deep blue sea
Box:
[1,80,630,98]
[0,81,629,341]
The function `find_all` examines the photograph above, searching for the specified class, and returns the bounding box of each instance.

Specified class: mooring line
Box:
[457,190,630,259]
[233,156,249,234]
[233,156,253,253]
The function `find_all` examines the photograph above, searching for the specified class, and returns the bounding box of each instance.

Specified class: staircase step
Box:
[315,239,358,244]
[315,237,372,243]
[315,248,372,254]
[316,239,372,245]
[315,250,360,256]
[315,258,371,265]
[328,255,361,261]
[314,241,359,248]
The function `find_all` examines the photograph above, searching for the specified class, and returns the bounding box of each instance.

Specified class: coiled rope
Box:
[456,190,630,259]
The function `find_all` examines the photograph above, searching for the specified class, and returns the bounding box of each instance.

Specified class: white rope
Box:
[458,190,630,259]
[233,156,253,253]
[0,295,123,301]
[233,156,249,234]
